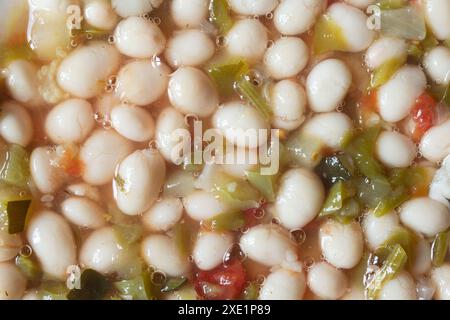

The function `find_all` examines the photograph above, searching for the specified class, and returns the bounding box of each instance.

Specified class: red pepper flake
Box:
[410,92,437,142]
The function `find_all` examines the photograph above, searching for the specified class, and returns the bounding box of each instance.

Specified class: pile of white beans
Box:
[0,0,450,301]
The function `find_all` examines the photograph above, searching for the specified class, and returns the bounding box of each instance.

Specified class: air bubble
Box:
[102,119,112,130]
[86,33,94,40]
[108,35,115,44]
[416,150,422,159]
[216,35,227,47]
[70,39,79,48]
[253,15,260,20]
[94,112,104,123]
[151,271,166,285]
[303,256,315,270]
[336,105,344,112]
[256,275,266,285]
[290,229,306,245]
[266,40,274,49]
[271,217,280,225]
[223,243,247,265]
[184,113,199,126]
[265,12,274,20]
[148,140,159,150]
[254,208,265,219]
[142,13,151,20]
[20,245,33,257]
[153,17,161,25]
[151,55,163,68]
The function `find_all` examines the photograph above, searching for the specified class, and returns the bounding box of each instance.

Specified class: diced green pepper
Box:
[376,0,407,9]
[212,172,261,210]
[241,281,259,300]
[376,227,418,269]
[235,75,273,121]
[372,186,408,217]
[6,199,31,234]
[210,0,234,35]
[334,198,361,224]
[245,170,277,202]
[38,281,69,300]
[67,269,110,300]
[204,211,246,232]
[313,15,348,55]
[431,231,449,267]
[353,176,391,209]
[407,42,423,64]
[112,224,143,247]
[320,181,356,216]
[285,129,325,169]
[429,83,450,106]
[114,270,158,300]
[15,255,42,283]
[160,277,187,293]
[370,56,406,88]
[208,60,249,96]
[173,222,194,257]
[315,153,355,188]
[0,144,30,189]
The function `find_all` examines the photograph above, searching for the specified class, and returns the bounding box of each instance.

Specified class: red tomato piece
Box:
[194,260,246,300]
[411,93,437,142]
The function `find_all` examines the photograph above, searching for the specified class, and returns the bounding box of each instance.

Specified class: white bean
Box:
[171,0,209,28]
[57,41,120,99]
[165,29,215,68]
[142,197,183,232]
[114,149,166,216]
[275,168,325,230]
[420,119,450,163]
[306,59,352,112]
[193,231,233,271]
[365,37,407,70]
[111,0,159,18]
[411,237,432,276]
[271,80,307,131]
[0,101,33,147]
[423,46,450,86]
[221,147,258,178]
[429,154,450,206]
[229,0,278,16]
[212,101,270,149]
[226,19,268,62]
[399,197,450,237]
[115,60,170,106]
[377,65,426,122]
[423,0,450,41]
[80,129,134,186]
[343,0,374,9]
[5,60,43,108]
[0,230,22,262]
[302,112,353,150]
[84,0,118,30]
[30,146,66,194]
[264,37,309,80]
[61,196,106,229]
[0,263,26,300]
[114,16,166,58]
[182,190,230,221]
[111,104,155,142]
[155,107,189,163]
[328,3,374,52]
[274,0,325,35]
[65,183,101,202]
[26,210,76,280]
[319,219,363,269]
[362,211,399,251]
[378,271,417,300]
[259,268,306,300]
[375,131,416,168]
[307,262,348,300]
[45,98,95,144]
[141,234,191,277]
[239,224,297,267]
[431,264,450,300]
[29,0,73,12]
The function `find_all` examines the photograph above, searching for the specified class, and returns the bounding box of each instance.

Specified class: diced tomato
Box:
[410,92,437,142]
[357,90,379,127]
[194,260,246,300]
[57,144,84,177]
[243,201,267,228]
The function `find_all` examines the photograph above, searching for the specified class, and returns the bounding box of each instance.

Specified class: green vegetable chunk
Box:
[204,211,245,232]
[376,227,418,269]
[210,0,234,35]
[313,15,348,55]
[431,231,449,267]
[67,269,110,300]
[208,60,249,96]
[1,144,30,189]
[235,75,273,120]
[160,277,187,293]
[241,281,259,300]
[245,170,277,202]
[15,254,42,283]
[114,270,157,300]
[370,56,406,88]
[379,6,426,41]
[376,0,407,9]
[7,199,31,234]
[320,181,360,223]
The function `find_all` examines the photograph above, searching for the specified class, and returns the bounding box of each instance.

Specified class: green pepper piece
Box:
[204,211,246,232]
[372,186,408,217]
[15,255,42,283]
[212,173,260,210]
[376,227,418,269]
[160,277,187,293]
[241,281,259,300]
[245,170,277,202]
[112,223,143,247]
[38,281,69,300]
[0,144,30,189]
[370,56,406,88]
[7,199,31,234]
[320,181,356,216]
[334,198,361,224]
[208,60,249,96]
[235,74,273,120]
[173,222,194,257]
[313,15,348,55]
[432,231,449,267]
[67,269,110,300]
[114,270,157,300]
[210,0,234,35]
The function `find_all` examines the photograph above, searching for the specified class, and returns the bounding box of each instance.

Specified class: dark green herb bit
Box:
[315,153,355,188]
[432,231,449,267]
[160,277,187,293]
[205,211,246,232]
[7,199,31,234]
[67,269,110,300]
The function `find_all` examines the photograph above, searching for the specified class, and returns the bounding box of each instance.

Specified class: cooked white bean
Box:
[155,107,189,163]
[378,271,417,300]
[423,0,450,41]
[80,129,133,186]
[307,262,347,300]
[239,224,296,266]
[182,190,230,221]
[365,37,407,70]
[168,67,219,118]
[302,112,353,150]
[420,119,450,163]
[212,101,270,149]
[378,65,426,122]
[114,149,166,216]
[275,168,324,230]
[29,0,73,12]
[84,0,118,30]
[399,197,450,237]
[142,197,183,232]
[274,0,325,35]
[61,196,106,229]
[66,183,101,203]
[423,46,450,86]
[165,29,215,68]
[141,234,191,277]
[0,101,33,147]
[57,41,120,99]
[26,210,76,280]
[221,147,258,178]
[259,267,306,300]
[171,0,209,28]
[111,104,155,142]
[429,154,450,205]
[229,0,278,16]
[306,59,352,112]
[362,211,399,251]
[375,131,416,168]
[319,219,363,269]
[328,3,374,52]
[411,237,432,276]
[0,263,26,300]
[111,0,160,18]
[115,60,170,106]
[0,230,22,262]
[114,16,166,58]
[193,231,233,271]
[226,19,268,62]
[5,60,43,108]
[45,98,95,144]
[343,0,374,9]
[431,264,450,300]
[271,79,307,131]
[264,37,309,80]
[30,146,66,194]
